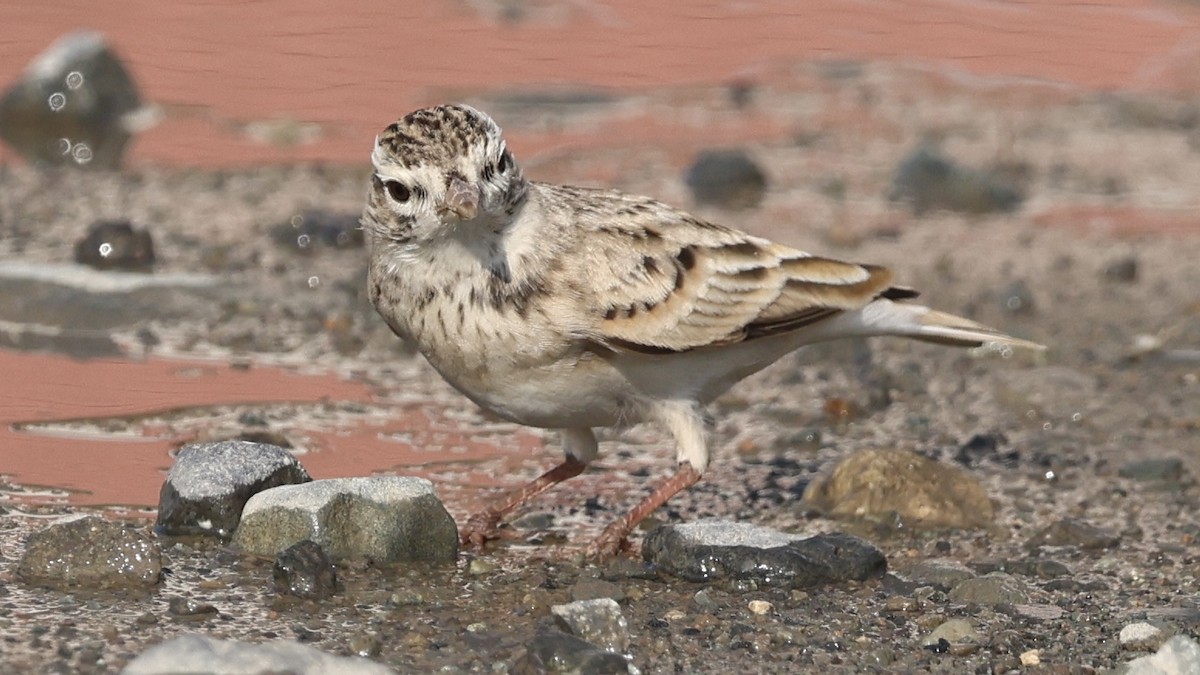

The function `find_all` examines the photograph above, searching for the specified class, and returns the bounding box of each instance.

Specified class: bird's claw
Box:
[586,521,637,559]
[460,509,506,549]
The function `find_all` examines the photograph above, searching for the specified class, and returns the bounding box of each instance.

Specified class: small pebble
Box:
[693,589,720,610]
[1119,621,1165,650]
[167,596,218,618]
[468,558,497,575]
[748,600,773,616]
[1103,255,1138,283]
[348,633,382,658]
[1019,648,1041,666]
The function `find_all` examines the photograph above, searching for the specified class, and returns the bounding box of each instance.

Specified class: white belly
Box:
[428,348,638,429]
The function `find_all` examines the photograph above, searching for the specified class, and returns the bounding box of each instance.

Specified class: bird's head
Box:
[363,104,527,247]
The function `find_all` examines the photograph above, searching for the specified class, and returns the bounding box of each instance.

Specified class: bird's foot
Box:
[459,509,512,549]
[586,519,638,559]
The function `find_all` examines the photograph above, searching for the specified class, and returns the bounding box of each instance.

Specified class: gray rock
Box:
[1026,518,1120,550]
[156,440,311,538]
[923,618,979,647]
[1103,255,1139,283]
[74,220,155,271]
[642,520,886,589]
[234,477,458,562]
[0,31,144,169]
[513,628,634,675]
[1001,558,1072,579]
[1116,635,1200,675]
[273,539,338,600]
[166,596,218,619]
[120,633,394,675]
[1010,604,1065,621]
[889,146,1022,215]
[685,149,767,209]
[1119,458,1186,483]
[17,515,161,589]
[907,559,977,590]
[948,572,1030,605]
[802,449,994,529]
[1120,622,1167,651]
[551,598,630,653]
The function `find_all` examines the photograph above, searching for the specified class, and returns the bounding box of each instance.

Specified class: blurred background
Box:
[5,0,1200,167]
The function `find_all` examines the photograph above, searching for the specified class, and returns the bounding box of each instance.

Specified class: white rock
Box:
[748,600,773,616]
[551,598,630,653]
[667,520,806,548]
[121,634,394,675]
[1122,635,1200,675]
[234,477,458,562]
[1120,622,1166,650]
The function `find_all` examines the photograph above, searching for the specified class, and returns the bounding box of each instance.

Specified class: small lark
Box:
[362,104,1042,558]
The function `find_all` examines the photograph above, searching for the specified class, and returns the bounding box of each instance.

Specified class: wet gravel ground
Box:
[1,63,1199,672]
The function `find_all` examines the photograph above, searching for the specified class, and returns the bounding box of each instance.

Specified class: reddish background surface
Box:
[4,0,1200,166]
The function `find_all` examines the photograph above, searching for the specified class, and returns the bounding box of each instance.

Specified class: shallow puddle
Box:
[0,348,548,512]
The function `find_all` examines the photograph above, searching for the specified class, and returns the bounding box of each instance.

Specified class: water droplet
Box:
[307,275,320,288]
[66,71,84,89]
[48,92,66,111]
[99,242,113,258]
[71,143,93,164]
[57,138,73,155]
[296,234,311,248]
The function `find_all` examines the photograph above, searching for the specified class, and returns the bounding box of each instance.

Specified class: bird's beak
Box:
[440,175,480,221]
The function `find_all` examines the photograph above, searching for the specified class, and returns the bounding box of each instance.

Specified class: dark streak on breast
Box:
[487,271,547,320]
[414,286,437,311]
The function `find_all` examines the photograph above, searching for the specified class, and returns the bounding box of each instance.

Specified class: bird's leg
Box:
[461,458,587,547]
[587,400,709,558]
[460,428,597,548]
[588,463,702,558]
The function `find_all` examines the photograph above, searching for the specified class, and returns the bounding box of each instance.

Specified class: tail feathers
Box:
[896,305,1044,351]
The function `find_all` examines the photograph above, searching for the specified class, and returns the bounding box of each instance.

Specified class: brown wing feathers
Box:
[590,232,902,353]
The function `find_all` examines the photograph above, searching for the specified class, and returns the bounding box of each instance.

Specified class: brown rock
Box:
[802,449,994,529]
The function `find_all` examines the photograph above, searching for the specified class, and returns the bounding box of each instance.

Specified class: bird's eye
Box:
[496,151,511,175]
[384,180,411,203]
